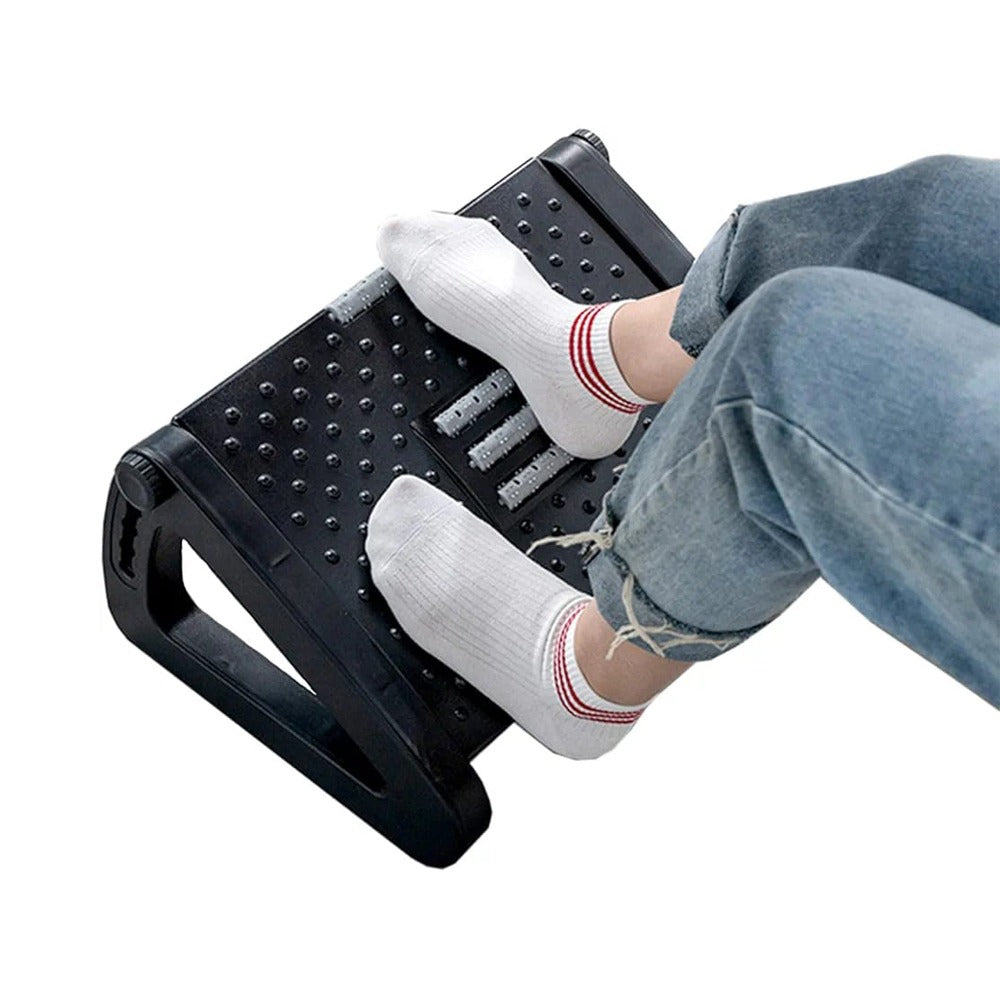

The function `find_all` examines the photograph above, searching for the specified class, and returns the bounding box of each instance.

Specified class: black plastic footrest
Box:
[103,129,693,866]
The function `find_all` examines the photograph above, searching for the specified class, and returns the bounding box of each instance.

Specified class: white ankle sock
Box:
[375,211,657,460]
[365,474,651,759]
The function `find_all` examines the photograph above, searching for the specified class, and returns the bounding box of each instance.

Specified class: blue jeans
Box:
[583,155,1000,708]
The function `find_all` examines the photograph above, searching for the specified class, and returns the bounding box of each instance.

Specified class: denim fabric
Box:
[584,155,1000,708]
[671,154,1000,358]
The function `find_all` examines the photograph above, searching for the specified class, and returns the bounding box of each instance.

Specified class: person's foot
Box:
[365,474,652,759]
[376,211,657,460]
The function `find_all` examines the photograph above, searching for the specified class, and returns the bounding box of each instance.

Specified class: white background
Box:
[2,2,997,997]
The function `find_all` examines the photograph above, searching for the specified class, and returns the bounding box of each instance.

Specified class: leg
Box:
[573,597,691,703]
[584,266,1000,706]
[608,285,692,402]
[670,154,1000,359]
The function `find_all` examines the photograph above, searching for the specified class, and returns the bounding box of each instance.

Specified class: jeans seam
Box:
[609,436,716,539]
[712,397,1000,559]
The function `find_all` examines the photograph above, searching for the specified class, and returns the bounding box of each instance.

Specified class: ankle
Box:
[609,286,694,403]
[573,598,691,704]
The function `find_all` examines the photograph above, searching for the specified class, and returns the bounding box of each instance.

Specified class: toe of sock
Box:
[376,211,485,280]
[375,213,416,275]
[365,474,461,579]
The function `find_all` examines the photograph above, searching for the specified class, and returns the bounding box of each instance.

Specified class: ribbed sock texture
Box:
[366,474,651,759]
[376,211,657,460]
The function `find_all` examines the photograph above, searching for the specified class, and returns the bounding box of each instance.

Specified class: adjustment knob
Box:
[571,128,610,161]
[114,452,173,511]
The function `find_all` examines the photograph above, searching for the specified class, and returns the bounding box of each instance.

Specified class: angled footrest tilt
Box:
[103,129,693,867]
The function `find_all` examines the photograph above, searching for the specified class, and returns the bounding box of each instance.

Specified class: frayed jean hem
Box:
[527,466,768,662]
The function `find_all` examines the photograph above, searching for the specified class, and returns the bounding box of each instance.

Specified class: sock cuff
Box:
[569,300,657,412]
[551,599,651,724]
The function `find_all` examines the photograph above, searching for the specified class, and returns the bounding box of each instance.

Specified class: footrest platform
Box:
[103,129,692,866]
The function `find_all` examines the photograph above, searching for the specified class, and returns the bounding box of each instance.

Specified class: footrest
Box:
[102,129,693,867]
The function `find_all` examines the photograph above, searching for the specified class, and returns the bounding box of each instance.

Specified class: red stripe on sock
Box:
[581,304,644,415]
[554,617,643,723]
[568,305,618,410]
[568,306,638,415]
[552,602,644,724]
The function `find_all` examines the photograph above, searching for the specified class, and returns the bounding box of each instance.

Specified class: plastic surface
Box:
[103,129,693,866]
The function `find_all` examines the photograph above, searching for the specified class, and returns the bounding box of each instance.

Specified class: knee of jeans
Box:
[892,154,1000,247]
[733,266,856,352]
[718,266,886,414]
[897,153,988,194]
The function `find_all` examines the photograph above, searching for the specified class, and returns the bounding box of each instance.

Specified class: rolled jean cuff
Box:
[578,493,769,663]
[670,206,745,359]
